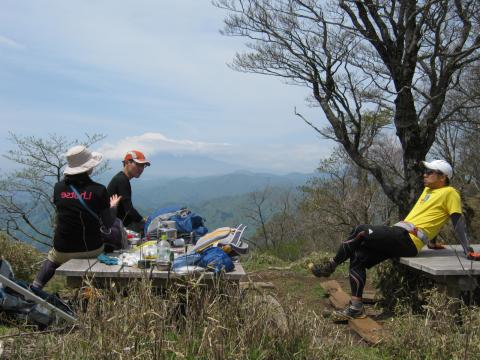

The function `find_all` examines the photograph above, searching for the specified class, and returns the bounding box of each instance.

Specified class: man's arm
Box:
[450,213,473,255]
[120,194,143,223]
[115,175,143,223]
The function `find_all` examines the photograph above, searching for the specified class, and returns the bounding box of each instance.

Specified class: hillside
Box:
[134,172,311,238]
[133,171,311,209]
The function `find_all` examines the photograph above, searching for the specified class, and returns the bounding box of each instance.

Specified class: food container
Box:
[157,227,177,242]
[155,260,171,271]
[141,244,158,259]
[173,238,185,247]
[129,237,141,245]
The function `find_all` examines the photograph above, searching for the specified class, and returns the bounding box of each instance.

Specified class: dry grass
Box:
[4,278,358,359]
[2,246,480,359]
[4,275,479,359]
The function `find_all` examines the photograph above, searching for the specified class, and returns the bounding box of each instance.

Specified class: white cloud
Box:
[219,142,330,173]
[0,35,25,50]
[96,132,329,173]
[98,132,231,159]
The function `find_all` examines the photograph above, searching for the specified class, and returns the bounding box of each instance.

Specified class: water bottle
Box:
[157,235,171,262]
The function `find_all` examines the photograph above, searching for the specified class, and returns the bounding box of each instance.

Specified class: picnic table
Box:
[398,244,480,297]
[56,249,247,288]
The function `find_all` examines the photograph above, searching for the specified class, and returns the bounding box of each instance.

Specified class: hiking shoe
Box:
[332,303,366,322]
[309,260,336,278]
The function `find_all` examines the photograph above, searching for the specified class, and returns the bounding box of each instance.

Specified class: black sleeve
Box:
[99,207,117,228]
[124,200,143,223]
[115,176,143,223]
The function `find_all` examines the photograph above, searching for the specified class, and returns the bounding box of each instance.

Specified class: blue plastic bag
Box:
[198,247,234,274]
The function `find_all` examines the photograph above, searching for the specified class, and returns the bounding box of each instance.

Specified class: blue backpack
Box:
[144,206,208,243]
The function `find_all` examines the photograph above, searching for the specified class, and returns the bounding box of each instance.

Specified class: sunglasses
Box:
[424,169,443,176]
[128,160,147,168]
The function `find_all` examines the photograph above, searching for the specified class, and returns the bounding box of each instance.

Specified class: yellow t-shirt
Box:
[403,186,462,252]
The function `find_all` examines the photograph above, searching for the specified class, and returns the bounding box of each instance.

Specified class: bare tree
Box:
[242,185,273,247]
[299,147,396,249]
[215,0,480,216]
[0,133,107,247]
[263,188,298,249]
[243,185,300,252]
[431,62,480,189]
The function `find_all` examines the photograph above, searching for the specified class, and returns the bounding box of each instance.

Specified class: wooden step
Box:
[320,280,383,345]
[362,290,380,304]
[240,281,276,290]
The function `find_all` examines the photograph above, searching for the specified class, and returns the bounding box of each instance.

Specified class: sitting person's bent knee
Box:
[345,225,369,243]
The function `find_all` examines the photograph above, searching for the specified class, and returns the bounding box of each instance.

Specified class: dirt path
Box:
[245,269,378,315]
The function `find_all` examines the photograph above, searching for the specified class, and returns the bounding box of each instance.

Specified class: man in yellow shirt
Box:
[310,159,476,320]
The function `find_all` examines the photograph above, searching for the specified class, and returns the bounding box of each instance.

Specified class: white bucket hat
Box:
[64,145,103,175]
[422,159,453,178]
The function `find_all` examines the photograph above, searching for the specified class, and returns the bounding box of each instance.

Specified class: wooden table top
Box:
[399,244,480,276]
[56,257,246,281]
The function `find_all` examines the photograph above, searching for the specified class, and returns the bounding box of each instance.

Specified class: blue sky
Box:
[0,0,331,175]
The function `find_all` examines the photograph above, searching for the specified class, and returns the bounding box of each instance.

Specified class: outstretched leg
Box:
[311,225,369,278]
[332,225,417,321]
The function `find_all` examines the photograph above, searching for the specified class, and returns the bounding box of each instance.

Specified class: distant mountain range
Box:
[133,171,313,236]
[99,153,267,179]
[132,170,313,211]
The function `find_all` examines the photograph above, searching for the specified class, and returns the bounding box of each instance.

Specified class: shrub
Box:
[0,233,44,282]
[373,259,437,313]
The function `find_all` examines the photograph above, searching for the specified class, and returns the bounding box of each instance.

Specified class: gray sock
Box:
[351,299,363,309]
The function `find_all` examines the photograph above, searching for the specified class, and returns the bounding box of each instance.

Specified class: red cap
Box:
[124,150,150,166]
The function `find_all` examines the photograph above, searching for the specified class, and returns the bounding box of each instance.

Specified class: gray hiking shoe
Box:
[332,303,366,322]
[309,260,336,278]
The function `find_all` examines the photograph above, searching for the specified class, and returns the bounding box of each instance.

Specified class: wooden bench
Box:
[398,244,480,297]
[56,258,246,288]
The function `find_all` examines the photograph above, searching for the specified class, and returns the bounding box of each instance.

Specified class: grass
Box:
[3,279,480,359]
[0,325,12,336]
[2,245,480,359]
[312,283,327,298]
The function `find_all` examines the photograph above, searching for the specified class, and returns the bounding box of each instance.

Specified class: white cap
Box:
[422,159,453,178]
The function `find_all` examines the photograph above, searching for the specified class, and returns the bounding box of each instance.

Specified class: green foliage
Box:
[242,251,288,271]
[0,232,43,282]
[373,260,437,313]
[265,238,306,262]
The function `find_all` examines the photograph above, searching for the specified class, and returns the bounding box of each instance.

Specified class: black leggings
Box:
[333,225,418,298]
[33,260,59,289]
